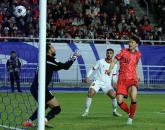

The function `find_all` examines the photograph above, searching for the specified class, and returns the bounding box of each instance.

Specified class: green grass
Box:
[0,92,165,130]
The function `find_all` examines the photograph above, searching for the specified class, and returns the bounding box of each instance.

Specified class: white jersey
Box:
[88,59,118,84]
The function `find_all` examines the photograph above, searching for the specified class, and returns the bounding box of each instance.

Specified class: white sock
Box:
[112,98,117,113]
[85,97,92,113]
[45,118,48,122]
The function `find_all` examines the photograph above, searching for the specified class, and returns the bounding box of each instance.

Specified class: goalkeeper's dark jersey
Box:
[45,55,74,87]
[30,55,74,102]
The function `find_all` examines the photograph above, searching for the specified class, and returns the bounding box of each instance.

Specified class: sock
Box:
[85,97,92,113]
[112,98,117,113]
[29,105,49,121]
[29,108,38,121]
[118,101,129,114]
[129,102,137,119]
[46,106,61,121]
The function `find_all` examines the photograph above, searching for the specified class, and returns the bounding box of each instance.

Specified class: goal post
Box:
[38,0,47,129]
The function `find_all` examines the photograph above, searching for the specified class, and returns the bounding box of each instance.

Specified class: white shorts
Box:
[89,80,114,94]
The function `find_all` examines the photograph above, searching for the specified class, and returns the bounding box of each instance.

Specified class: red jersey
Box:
[115,48,141,80]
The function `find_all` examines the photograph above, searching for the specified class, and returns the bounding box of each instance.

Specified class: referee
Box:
[23,43,80,127]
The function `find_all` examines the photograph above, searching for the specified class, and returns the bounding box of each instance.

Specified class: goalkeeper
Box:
[23,43,80,127]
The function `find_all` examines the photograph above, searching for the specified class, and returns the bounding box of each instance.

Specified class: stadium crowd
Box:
[139,0,165,43]
[0,0,164,44]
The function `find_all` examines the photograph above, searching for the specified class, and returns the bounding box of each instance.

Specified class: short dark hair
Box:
[11,51,16,54]
[46,43,51,53]
[106,48,114,53]
[130,35,140,43]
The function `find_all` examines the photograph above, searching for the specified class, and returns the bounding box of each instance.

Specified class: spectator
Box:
[0,0,164,42]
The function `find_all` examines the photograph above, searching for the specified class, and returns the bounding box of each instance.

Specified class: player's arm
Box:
[85,67,95,83]
[58,51,80,70]
[50,59,74,71]
[85,61,99,83]
[106,49,122,75]
[106,58,118,75]
[51,52,80,71]
[111,64,118,88]
[112,63,118,75]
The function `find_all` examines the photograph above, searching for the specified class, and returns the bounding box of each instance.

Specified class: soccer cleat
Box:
[113,112,122,117]
[45,118,54,128]
[45,124,54,128]
[81,112,89,117]
[126,118,133,125]
[22,120,34,127]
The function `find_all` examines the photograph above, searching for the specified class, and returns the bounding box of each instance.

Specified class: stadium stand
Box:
[0,0,164,43]
[138,0,165,43]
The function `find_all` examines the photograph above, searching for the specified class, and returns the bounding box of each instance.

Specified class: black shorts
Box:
[30,74,54,103]
[30,86,54,103]
[45,89,54,102]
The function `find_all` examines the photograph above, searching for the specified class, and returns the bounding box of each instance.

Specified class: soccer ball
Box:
[14,5,26,17]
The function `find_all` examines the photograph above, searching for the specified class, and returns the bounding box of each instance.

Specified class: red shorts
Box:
[116,77,138,97]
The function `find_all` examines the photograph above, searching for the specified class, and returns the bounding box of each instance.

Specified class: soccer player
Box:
[23,43,80,127]
[81,48,122,117]
[106,36,141,125]
[6,51,22,92]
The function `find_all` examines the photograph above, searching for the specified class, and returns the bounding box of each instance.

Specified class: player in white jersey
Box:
[81,48,121,117]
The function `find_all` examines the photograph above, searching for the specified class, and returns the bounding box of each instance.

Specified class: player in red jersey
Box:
[106,36,141,125]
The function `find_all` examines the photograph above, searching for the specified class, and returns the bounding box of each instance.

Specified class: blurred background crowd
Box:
[0,0,165,44]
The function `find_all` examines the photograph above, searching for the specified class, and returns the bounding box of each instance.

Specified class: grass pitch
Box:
[0,92,165,130]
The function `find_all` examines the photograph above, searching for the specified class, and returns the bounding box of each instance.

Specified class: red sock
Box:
[119,101,129,114]
[129,102,137,119]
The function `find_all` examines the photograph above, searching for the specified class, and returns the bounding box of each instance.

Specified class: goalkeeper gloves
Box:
[70,50,80,61]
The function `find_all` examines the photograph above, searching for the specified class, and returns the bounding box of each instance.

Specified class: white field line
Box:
[0,124,26,130]
[156,112,165,115]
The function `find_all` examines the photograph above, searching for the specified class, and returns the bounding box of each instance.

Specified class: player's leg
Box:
[117,94,129,114]
[106,89,122,117]
[43,88,61,127]
[127,85,137,125]
[116,79,130,114]
[23,90,60,127]
[23,105,49,127]
[82,81,100,116]
[15,71,22,92]
[23,77,39,127]
[10,72,14,92]
[45,96,61,125]
[81,87,97,117]
[111,75,118,88]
